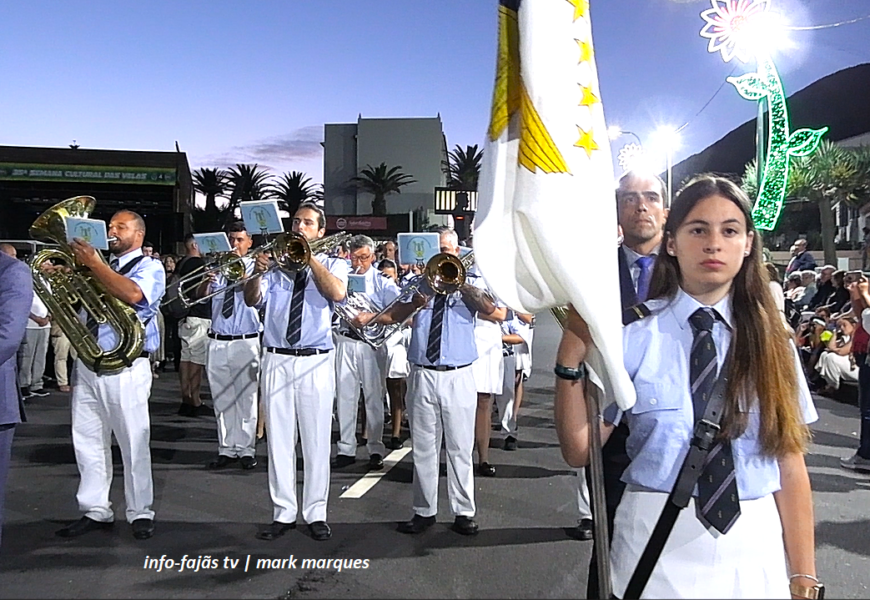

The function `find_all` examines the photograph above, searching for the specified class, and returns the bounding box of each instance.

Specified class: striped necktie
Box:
[221,286,235,319]
[426,294,447,363]
[688,307,740,534]
[285,269,308,345]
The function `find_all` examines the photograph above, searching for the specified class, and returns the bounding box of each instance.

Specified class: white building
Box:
[323,116,449,220]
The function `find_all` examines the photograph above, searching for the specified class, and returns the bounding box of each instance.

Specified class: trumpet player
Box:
[354,227,496,536]
[243,202,348,542]
[196,221,261,471]
[333,235,400,471]
[56,210,165,541]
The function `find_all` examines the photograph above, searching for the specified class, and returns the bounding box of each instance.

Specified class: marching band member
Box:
[56,210,165,541]
[332,235,400,471]
[554,177,818,599]
[244,202,348,542]
[377,259,411,450]
[355,227,496,536]
[494,310,532,451]
[197,221,261,471]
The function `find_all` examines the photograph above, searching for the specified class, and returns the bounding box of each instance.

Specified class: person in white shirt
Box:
[19,279,52,399]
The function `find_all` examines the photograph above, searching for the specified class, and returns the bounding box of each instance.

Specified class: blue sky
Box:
[1,0,868,186]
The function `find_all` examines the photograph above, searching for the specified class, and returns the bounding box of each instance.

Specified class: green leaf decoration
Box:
[726,73,767,101]
[787,127,829,158]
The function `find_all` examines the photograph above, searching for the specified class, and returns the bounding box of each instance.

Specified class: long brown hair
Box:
[647,175,810,456]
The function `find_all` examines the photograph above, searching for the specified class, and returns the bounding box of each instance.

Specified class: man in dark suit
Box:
[786,238,817,275]
[583,169,668,598]
[0,249,33,548]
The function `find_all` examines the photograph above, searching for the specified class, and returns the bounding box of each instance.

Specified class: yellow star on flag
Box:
[578,84,599,107]
[574,126,599,158]
[575,38,593,63]
[566,0,589,21]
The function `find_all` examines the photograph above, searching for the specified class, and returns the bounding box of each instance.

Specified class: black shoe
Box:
[331,455,356,469]
[386,436,404,450]
[240,456,258,470]
[132,518,155,540]
[178,403,196,417]
[207,455,235,470]
[56,516,114,538]
[478,462,496,477]
[20,386,32,400]
[452,515,479,536]
[256,521,296,541]
[504,436,518,451]
[397,514,436,534]
[368,454,384,470]
[309,521,331,541]
[567,518,594,541]
[194,403,214,416]
[29,388,50,397]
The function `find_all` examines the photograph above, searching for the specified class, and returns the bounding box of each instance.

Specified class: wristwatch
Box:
[789,581,825,599]
[554,362,587,381]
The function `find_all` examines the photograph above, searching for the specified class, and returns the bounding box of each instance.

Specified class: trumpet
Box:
[345,250,475,349]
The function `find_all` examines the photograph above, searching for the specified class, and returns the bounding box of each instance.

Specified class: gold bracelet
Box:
[789,581,824,600]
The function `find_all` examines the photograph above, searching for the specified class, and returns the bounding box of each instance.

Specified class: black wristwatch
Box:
[554,362,587,381]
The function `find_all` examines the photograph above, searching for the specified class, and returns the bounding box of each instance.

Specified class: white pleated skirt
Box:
[610,486,790,599]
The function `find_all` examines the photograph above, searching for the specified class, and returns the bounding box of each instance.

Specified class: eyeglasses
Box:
[350,253,373,262]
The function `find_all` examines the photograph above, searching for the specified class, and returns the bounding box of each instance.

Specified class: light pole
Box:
[607,125,643,147]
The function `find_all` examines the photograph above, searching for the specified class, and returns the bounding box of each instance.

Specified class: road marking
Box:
[339,444,413,499]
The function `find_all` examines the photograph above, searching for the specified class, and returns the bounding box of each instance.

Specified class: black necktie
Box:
[285,269,308,345]
[221,286,235,319]
[426,294,447,363]
[688,307,740,534]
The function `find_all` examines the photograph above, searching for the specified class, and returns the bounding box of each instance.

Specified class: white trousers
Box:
[407,365,477,518]
[611,487,789,599]
[70,357,154,523]
[576,467,592,520]
[206,337,260,458]
[335,334,386,457]
[494,353,518,435]
[815,351,858,390]
[261,351,334,524]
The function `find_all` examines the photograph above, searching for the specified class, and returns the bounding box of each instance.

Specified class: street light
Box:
[652,127,681,202]
[607,125,643,146]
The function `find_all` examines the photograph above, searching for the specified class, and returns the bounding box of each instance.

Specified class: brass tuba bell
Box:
[29,196,145,374]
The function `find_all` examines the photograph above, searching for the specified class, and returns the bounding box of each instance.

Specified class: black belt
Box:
[339,329,364,342]
[140,351,150,360]
[208,332,260,341]
[503,350,514,357]
[266,347,330,357]
[414,363,471,372]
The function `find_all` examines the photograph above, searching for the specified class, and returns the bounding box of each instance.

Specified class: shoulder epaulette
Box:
[623,303,651,325]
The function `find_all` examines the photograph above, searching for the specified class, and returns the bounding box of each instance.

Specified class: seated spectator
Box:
[808,265,836,309]
[797,271,817,310]
[784,272,805,302]
[813,315,859,395]
[826,270,851,314]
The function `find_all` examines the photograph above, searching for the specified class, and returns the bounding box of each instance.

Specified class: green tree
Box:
[445,144,483,190]
[226,164,273,223]
[268,171,318,216]
[350,163,416,216]
[191,167,230,232]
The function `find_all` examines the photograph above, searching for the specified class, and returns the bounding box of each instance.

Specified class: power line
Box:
[787,13,870,30]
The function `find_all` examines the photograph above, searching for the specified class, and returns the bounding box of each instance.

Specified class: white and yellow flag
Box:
[474,0,635,411]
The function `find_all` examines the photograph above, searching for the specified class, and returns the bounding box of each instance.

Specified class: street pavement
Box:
[2,314,869,599]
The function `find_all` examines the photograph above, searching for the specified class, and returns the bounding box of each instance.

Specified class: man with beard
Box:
[56,210,165,541]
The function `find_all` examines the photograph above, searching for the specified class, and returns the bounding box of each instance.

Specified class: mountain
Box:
[672,63,870,185]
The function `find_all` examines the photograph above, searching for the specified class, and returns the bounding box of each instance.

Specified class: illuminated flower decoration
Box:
[700,0,770,63]
[617,143,645,173]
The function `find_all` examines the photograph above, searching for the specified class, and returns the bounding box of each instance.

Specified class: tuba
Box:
[29,196,145,374]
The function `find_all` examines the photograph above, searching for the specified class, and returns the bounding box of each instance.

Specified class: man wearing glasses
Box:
[333,235,400,471]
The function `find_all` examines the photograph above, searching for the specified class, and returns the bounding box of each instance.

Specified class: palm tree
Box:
[191,167,230,232]
[349,163,416,216]
[445,144,483,190]
[225,164,273,222]
[268,171,318,216]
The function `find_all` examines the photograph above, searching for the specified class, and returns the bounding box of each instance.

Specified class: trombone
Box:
[164,230,352,309]
[344,249,475,349]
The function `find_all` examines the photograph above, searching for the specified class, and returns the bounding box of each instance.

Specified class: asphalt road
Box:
[2,314,869,599]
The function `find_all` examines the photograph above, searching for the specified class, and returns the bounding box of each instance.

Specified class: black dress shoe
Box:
[256,521,296,541]
[208,455,235,470]
[452,515,479,536]
[504,436,518,451]
[478,462,496,477]
[567,518,594,541]
[309,521,331,541]
[368,454,384,470]
[56,516,114,538]
[178,403,196,417]
[331,454,356,469]
[240,456,258,470]
[132,518,155,540]
[397,514,436,534]
[386,436,404,450]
